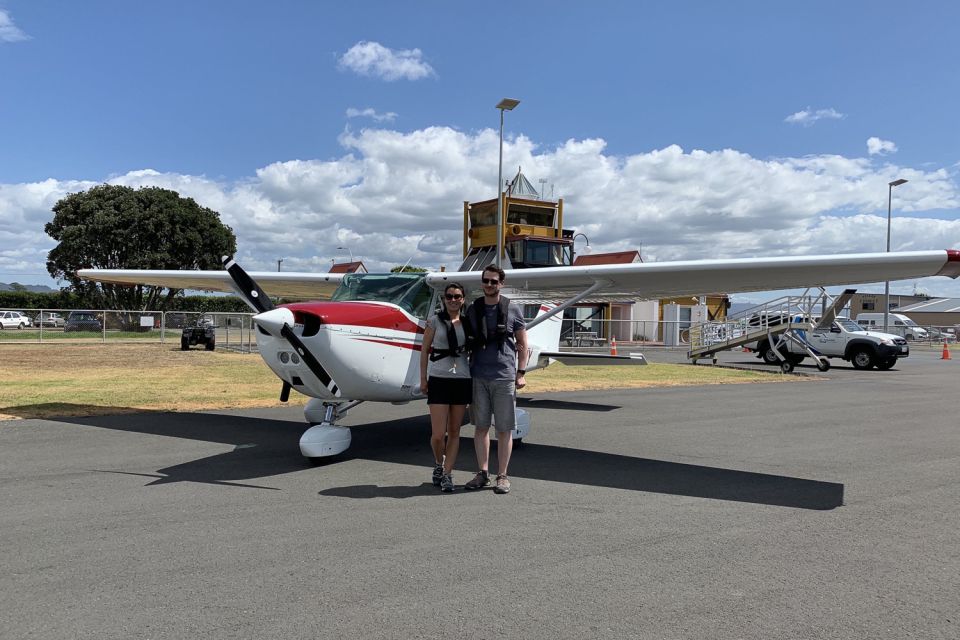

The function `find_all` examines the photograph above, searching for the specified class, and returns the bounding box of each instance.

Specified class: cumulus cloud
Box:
[346,107,398,122]
[867,136,898,156]
[4,127,960,295]
[0,9,30,42]
[785,107,845,126]
[338,41,435,81]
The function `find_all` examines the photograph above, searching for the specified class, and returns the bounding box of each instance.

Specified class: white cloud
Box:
[346,107,398,123]
[4,127,960,295]
[0,9,30,43]
[338,41,435,81]
[785,107,845,126]
[867,136,898,156]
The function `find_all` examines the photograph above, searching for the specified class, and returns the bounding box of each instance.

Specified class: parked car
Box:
[34,311,65,328]
[181,317,216,350]
[0,311,33,329]
[64,311,103,332]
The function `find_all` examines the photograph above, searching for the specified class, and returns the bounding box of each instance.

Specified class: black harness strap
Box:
[429,309,474,362]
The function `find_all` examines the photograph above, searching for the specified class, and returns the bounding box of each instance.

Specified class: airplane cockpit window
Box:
[331,273,433,318]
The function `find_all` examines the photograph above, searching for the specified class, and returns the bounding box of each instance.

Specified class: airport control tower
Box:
[459,168,575,271]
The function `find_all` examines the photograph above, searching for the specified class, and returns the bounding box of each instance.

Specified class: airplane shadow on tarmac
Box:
[54,406,843,510]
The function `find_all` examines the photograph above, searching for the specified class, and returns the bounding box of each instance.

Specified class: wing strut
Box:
[524,280,609,331]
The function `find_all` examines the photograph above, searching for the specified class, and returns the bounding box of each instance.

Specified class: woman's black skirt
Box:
[426,376,472,405]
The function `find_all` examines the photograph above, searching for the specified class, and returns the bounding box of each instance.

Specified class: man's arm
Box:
[514,327,528,389]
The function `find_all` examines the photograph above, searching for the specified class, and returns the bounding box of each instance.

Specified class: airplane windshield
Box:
[331,273,433,318]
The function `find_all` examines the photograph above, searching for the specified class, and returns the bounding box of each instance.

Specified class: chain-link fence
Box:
[0,308,257,351]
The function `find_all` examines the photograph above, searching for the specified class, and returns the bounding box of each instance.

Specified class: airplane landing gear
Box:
[300,398,364,459]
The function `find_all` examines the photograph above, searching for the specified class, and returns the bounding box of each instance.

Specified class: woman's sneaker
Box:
[464,470,490,490]
[494,474,511,494]
[432,463,444,487]
[440,473,455,492]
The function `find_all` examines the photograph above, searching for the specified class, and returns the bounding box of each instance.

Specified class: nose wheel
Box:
[300,398,363,460]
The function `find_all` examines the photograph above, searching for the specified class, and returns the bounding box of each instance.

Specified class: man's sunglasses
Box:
[444,294,464,300]
[481,278,500,285]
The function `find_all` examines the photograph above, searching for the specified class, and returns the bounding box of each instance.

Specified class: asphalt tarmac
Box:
[1,349,958,639]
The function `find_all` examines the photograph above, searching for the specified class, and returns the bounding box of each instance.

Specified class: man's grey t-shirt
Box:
[470,300,525,381]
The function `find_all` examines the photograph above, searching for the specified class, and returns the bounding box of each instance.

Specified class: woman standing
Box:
[419,283,473,492]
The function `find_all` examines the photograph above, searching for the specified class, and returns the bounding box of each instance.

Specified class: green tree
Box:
[46,184,236,310]
[390,265,428,273]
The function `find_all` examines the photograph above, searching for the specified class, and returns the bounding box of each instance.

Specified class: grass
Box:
[0,343,797,420]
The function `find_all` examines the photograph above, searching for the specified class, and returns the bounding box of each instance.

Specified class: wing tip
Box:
[936,249,960,278]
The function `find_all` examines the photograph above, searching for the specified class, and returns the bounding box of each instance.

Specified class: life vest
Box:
[467,295,515,353]
[428,309,475,362]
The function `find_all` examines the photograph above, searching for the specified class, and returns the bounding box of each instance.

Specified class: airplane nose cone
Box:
[253,307,295,335]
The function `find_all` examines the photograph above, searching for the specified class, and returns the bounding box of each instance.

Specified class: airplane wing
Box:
[426,250,960,298]
[76,269,345,299]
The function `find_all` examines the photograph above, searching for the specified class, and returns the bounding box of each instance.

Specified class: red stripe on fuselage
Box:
[356,337,422,351]
[283,301,425,334]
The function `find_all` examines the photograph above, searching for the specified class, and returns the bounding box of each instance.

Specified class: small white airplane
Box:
[79,249,960,460]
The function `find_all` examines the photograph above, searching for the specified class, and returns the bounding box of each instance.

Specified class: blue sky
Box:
[2,1,959,299]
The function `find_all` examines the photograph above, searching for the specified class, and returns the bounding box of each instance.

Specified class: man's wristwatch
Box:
[517,369,526,375]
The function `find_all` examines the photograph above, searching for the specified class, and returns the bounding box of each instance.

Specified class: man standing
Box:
[464,265,528,494]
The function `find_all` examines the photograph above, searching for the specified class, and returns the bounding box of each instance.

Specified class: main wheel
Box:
[205,339,216,351]
[851,348,875,370]
[780,360,795,373]
[761,344,780,365]
[876,357,897,371]
[816,359,831,372]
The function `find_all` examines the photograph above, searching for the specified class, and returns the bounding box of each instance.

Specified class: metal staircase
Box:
[687,288,856,372]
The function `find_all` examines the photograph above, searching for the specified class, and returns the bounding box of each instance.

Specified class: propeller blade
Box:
[223,256,274,314]
[231,258,341,398]
[280,324,341,398]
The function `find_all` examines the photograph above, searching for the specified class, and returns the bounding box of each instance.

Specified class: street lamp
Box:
[883,178,908,333]
[572,232,590,260]
[277,258,283,272]
[337,246,354,263]
[495,98,520,268]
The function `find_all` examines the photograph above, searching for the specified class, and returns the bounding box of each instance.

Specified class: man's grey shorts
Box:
[471,378,516,432]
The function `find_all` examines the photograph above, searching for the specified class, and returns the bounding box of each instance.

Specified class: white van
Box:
[855,313,928,340]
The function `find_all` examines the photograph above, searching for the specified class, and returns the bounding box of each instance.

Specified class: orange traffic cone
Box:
[610,336,618,356]
[942,340,951,360]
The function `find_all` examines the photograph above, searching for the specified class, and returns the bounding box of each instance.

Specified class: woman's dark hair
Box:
[444,282,465,297]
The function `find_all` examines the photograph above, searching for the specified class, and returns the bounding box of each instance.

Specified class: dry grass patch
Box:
[0,344,800,420]
[0,343,305,419]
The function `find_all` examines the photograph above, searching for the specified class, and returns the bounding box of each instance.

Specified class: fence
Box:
[3,308,957,352]
[0,308,257,351]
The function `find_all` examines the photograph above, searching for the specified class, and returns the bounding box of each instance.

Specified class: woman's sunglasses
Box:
[481,278,500,285]
[444,294,464,300]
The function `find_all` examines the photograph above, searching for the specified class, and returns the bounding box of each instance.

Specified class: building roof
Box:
[507,167,542,199]
[329,260,367,274]
[573,250,641,266]
[897,298,960,313]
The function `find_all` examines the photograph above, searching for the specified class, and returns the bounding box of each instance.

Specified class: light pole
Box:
[277,258,283,272]
[572,232,590,261]
[495,98,520,268]
[336,246,354,263]
[883,178,908,333]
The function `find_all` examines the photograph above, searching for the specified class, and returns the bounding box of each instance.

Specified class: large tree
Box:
[46,184,237,310]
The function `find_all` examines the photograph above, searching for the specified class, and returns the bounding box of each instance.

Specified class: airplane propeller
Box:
[223,257,341,398]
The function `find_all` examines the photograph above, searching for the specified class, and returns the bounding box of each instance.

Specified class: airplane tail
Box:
[525,303,562,371]
[525,302,647,370]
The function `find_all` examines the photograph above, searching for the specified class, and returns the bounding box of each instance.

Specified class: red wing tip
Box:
[936,249,960,278]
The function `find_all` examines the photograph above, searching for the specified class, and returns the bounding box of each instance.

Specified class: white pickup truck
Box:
[750,315,909,371]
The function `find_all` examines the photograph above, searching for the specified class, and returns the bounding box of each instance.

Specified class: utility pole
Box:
[277,258,283,272]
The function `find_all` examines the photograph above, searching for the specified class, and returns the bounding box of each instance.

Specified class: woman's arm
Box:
[419,324,435,392]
